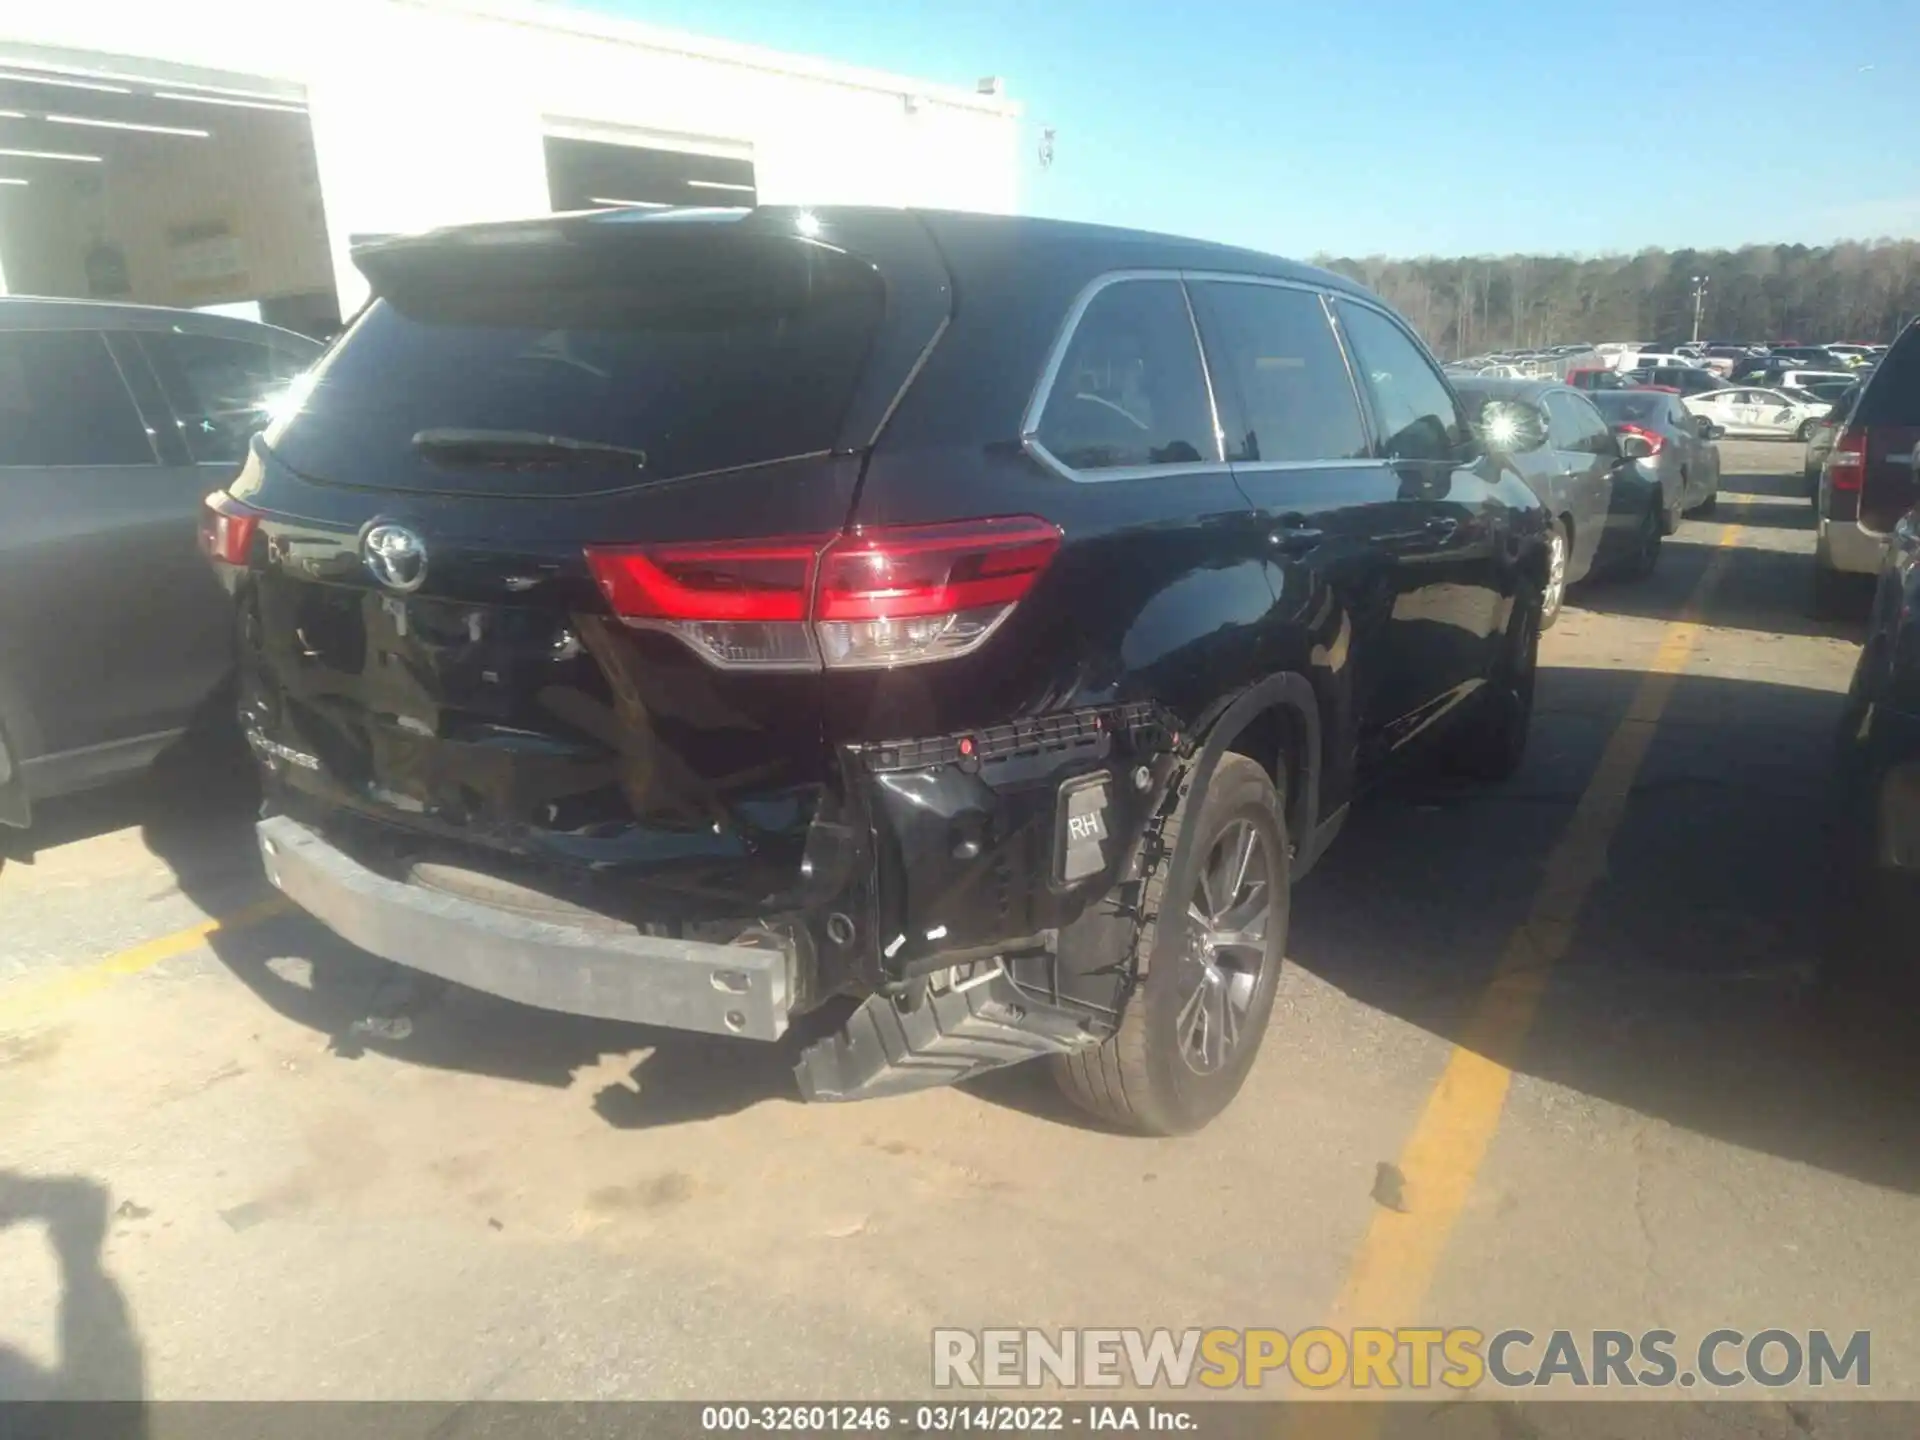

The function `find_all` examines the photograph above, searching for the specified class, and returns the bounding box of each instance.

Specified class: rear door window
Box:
[1187,281,1367,464]
[1542,391,1587,451]
[1036,279,1217,471]
[0,330,156,468]
[1573,395,1614,452]
[1333,301,1469,462]
[139,332,306,465]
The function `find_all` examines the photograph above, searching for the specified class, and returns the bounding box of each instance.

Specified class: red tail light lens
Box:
[200,493,261,566]
[1828,427,1866,492]
[584,538,827,623]
[1618,423,1666,455]
[585,516,1063,671]
[815,517,1062,669]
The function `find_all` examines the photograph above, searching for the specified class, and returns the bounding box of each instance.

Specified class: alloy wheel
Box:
[1175,819,1275,1076]
[1544,529,1568,618]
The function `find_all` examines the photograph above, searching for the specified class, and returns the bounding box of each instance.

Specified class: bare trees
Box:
[1316,239,1920,355]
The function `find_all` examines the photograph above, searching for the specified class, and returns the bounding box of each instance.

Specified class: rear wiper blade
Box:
[411,428,647,468]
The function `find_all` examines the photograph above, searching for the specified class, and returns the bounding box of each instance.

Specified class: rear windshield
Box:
[1590,392,1665,427]
[1856,325,1920,427]
[266,231,885,494]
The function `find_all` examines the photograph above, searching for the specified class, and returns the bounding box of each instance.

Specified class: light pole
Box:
[1691,274,1709,344]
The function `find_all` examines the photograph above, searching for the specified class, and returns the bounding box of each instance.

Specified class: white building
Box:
[0,0,1021,332]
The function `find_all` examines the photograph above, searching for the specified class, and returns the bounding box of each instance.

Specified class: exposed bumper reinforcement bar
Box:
[795,965,1102,1102]
[257,814,794,1040]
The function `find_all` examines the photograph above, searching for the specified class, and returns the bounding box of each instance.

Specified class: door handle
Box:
[1270,515,1323,554]
[1424,515,1460,540]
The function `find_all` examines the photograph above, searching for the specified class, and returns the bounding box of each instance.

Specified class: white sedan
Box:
[1683,386,1831,441]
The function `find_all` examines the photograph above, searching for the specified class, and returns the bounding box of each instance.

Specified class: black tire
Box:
[1446,585,1541,783]
[1622,492,1662,579]
[1661,481,1682,535]
[1796,418,1817,442]
[1691,489,1717,518]
[1052,752,1289,1136]
[1815,857,1920,1012]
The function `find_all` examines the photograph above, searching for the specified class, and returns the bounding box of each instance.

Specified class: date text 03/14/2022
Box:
[700,1405,1196,1431]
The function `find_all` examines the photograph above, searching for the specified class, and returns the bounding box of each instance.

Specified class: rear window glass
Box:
[268,234,884,492]
[1590,392,1663,427]
[1857,327,1920,427]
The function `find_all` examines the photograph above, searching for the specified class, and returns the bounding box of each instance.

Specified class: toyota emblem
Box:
[363,523,428,593]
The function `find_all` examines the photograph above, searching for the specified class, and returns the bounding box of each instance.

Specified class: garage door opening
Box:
[543,134,755,212]
[0,63,341,339]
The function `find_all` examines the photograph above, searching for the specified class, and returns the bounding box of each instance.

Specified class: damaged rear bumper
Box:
[257,814,796,1040]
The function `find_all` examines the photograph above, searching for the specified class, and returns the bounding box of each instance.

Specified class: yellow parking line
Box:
[1329,523,1745,1334]
[0,897,287,1029]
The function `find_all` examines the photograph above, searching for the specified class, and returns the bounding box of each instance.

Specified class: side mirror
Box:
[1619,432,1656,460]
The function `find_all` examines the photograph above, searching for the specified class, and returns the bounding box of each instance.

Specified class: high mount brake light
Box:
[199,493,261,566]
[585,516,1063,671]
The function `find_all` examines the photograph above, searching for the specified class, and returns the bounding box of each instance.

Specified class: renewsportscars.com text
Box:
[931,1328,1870,1391]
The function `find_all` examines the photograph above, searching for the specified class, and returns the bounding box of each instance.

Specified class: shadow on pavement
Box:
[115,740,812,1128]
[1570,513,1869,641]
[0,1171,147,1429]
[1288,656,1920,1197]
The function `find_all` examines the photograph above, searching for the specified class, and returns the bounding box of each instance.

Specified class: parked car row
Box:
[1812,324,1920,615]
[1445,345,1603,382]
[0,299,322,832]
[1825,318,1920,994]
[1450,378,1678,626]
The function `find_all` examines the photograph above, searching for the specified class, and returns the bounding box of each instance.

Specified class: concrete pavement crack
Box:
[1627,1121,1665,1330]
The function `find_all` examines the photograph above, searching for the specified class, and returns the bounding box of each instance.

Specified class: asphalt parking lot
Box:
[5,440,1918,1409]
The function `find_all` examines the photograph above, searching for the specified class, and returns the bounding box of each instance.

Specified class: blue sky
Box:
[586,0,1920,260]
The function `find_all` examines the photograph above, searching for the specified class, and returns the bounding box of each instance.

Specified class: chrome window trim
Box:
[1020,269,1229,484]
[1023,446,1231,486]
[1232,458,1391,476]
[1319,293,1381,460]
[1179,279,1228,463]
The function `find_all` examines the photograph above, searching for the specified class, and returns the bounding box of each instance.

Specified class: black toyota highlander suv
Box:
[204,206,1548,1133]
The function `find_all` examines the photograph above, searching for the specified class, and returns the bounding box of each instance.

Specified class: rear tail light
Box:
[200,492,261,566]
[1827,427,1866,492]
[1617,423,1666,455]
[585,516,1063,671]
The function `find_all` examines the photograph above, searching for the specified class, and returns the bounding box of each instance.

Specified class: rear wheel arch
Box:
[1185,673,1320,869]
